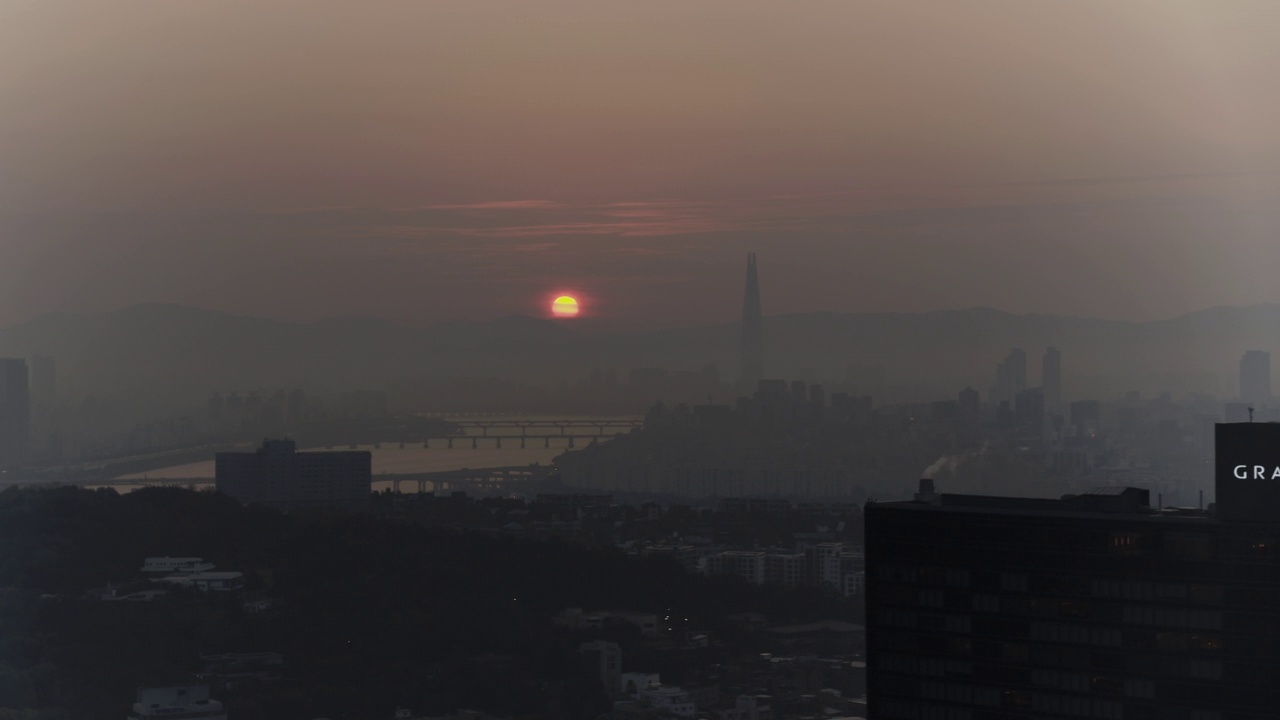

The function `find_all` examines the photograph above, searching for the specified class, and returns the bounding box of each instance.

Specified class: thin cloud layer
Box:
[2,2,1280,325]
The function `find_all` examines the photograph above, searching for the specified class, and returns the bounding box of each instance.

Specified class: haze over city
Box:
[9,3,1280,720]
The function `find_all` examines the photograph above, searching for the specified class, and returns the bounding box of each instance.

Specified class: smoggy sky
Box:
[2,1,1280,327]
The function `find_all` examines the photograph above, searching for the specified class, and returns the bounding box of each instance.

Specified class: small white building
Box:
[157,571,244,592]
[764,553,804,588]
[638,686,696,718]
[806,542,846,587]
[141,557,215,575]
[128,685,226,720]
[705,551,767,585]
[842,571,866,597]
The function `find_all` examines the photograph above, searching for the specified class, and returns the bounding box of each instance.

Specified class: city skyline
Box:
[7,4,1280,719]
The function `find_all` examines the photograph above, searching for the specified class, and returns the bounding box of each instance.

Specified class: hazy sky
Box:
[3,1,1279,327]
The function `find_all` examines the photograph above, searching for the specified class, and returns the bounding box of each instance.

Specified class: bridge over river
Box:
[428,418,642,449]
[77,464,555,494]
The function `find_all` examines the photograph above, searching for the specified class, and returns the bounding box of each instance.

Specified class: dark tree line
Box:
[0,486,853,719]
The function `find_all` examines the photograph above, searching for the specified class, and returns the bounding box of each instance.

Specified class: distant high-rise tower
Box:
[0,359,30,468]
[1042,346,1062,409]
[1240,350,1272,408]
[992,348,1027,404]
[28,354,55,415]
[740,252,763,385]
[1015,387,1045,435]
[958,386,980,420]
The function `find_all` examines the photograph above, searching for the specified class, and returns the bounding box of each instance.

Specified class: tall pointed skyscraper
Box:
[741,252,763,386]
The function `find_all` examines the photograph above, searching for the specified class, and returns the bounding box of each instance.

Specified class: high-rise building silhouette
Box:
[28,354,55,422]
[1042,346,1061,409]
[790,380,807,406]
[865,423,1280,720]
[0,359,30,468]
[992,348,1027,404]
[1239,350,1271,408]
[1014,386,1044,435]
[216,439,370,511]
[957,386,980,420]
[1071,399,1101,436]
[740,252,763,386]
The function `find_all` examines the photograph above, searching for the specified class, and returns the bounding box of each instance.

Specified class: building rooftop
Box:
[1078,486,1132,496]
[872,483,1213,523]
[765,620,865,635]
[187,572,244,580]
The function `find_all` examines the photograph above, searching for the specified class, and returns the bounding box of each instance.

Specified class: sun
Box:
[551,295,580,318]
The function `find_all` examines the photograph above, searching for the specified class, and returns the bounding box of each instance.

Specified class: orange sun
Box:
[551,295,580,317]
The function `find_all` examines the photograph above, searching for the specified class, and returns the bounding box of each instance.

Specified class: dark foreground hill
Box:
[0,486,849,719]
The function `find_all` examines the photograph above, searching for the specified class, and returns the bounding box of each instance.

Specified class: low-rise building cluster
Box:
[697,542,864,597]
[127,685,226,720]
[90,556,245,601]
[564,604,866,720]
[143,555,245,593]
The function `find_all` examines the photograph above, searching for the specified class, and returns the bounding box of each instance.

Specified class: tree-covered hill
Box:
[0,487,851,719]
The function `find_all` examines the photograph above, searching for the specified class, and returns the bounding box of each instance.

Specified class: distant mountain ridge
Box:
[2,302,1278,410]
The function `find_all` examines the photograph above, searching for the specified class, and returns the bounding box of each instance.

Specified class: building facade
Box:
[580,640,622,696]
[216,439,371,511]
[865,423,1280,720]
[993,349,1028,406]
[706,551,767,585]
